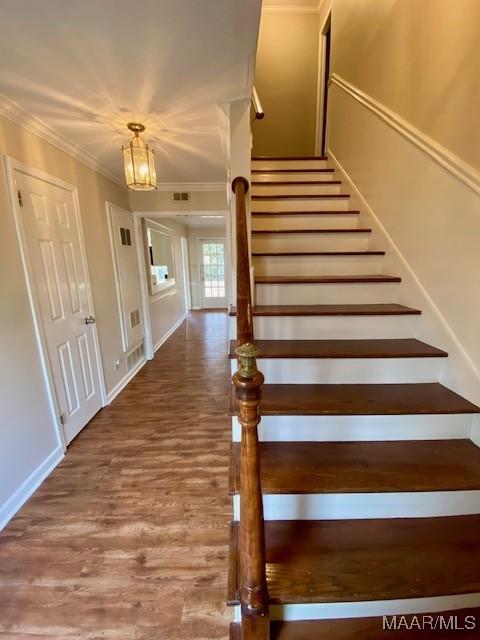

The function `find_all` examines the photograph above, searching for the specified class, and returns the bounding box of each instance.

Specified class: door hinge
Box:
[17,189,23,207]
[59,414,65,426]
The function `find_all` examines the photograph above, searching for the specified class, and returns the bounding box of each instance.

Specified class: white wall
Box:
[142,218,188,351]
[187,226,227,308]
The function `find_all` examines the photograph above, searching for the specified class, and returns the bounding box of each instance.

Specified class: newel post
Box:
[233,343,269,640]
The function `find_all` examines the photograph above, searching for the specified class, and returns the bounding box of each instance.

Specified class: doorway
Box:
[316,12,332,156]
[8,161,104,445]
[199,238,227,309]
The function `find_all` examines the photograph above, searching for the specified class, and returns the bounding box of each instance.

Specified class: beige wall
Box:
[253,10,320,156]
[142,217,187,349]
[129,189,227,213]
[330,0,480,172]
[0,114,129,522]
[325,0,480,403]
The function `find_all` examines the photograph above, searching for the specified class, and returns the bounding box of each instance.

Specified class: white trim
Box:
[266,593,480,622]
[105,202,128,352]
[328,147,480,393]
[106,356,147,404]
[155,182,226,192]
[4,157,108,448]
[331,74,480,196]
[315,7,332,155]
[0,94,123,188]
[133,215,154,360]
[0,446,64,531]
[153,313,186,353]
[233,491,480,521]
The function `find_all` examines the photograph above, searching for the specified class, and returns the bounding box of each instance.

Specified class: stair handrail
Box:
[252,86,265,121]
[231,176,269,640]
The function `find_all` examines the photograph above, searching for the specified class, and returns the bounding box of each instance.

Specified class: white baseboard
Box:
[0,446,64,531]
[106,356,147,404]
[191,306,201,311]
[328,147,480,409]
[153,312,186,353]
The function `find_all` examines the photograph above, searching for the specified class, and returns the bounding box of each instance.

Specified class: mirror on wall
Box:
[146,226,176,296]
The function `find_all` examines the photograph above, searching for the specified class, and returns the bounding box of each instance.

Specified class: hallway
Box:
[0,312,232,639]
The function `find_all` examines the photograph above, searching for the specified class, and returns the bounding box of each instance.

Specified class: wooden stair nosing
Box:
[252,180,342,186]
[251,168,334,174]
[229,440,480,495]
[228,303,422,317]
[254,274,401,285]
[252,228,371,234]
[227,515,480,605]
[252,155,328,161]
[229,383,480,417]
[228,338,448,360]
[252,250,385,256]
[252,194,350,200]
[252,210,360,216]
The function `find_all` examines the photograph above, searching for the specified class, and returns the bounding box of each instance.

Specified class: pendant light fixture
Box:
[122,122,157,191]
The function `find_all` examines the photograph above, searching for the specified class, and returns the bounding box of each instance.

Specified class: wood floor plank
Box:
[228,339,448,359]
[228,516,480,604]
[230,440,480,494]
[0,311,232,640]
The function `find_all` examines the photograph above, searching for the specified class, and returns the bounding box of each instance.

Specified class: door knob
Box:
[84,315,96,325]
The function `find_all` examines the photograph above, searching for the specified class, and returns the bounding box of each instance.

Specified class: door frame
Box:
[315,9,332,156]
[4,156,107,449]
[197,236,228,309]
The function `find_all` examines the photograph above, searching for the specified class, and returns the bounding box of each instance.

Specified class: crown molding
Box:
[155,182,226,192]
[262,6,320,14]
[0,93,125,188]
[331,74,480,197]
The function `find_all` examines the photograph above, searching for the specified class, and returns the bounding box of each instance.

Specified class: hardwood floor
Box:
[0,311,232,639]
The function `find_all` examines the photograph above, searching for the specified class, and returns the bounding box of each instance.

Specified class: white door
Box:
[199,239,227,309]
[15,169,102,444]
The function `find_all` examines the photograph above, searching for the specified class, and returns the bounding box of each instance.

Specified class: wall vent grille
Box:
[126,341,145,371]
[173,192,190,201]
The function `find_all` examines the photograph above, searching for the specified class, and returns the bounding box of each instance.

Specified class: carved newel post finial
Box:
[236,342,260,379]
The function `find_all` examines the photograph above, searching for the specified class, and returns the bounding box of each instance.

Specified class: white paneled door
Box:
[14,169,102,445]
[199,239,227,309]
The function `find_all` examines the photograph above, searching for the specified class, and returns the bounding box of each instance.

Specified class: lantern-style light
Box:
[122,122,157,191]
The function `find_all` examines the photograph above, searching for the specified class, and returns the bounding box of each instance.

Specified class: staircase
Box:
[228,156,480,638]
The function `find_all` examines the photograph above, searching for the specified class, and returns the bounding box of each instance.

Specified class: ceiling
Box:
[0,0,261,185]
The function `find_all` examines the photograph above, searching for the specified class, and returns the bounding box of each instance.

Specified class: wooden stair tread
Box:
[255,274,400,284]
[228,515,480,605]
[252,228,371,234]
[231,611,480,639]
[253,250,385,256]
[230,440,480,494]
[229,303,421,317]
[252,194,350,200]
[252,155,328,160]
[228,338,447,359]
[230,383,480,416]
[252,180,341,186]
[251,168,334,173]
[252,210,360,216]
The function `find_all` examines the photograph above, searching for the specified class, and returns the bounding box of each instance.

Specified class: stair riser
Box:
[252,214,360,230]
[245,593,480,622]
[252,183,342,196]
[252,159,328,170]
[232,491,480,521]
[252,171,335,182]
[230,357,444,384]
[252,234,370,253]
[231,414,473,442]
[255,282,400,306]
[229,315,419,339]
[253,255,383,276]
[253,198,350,212]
